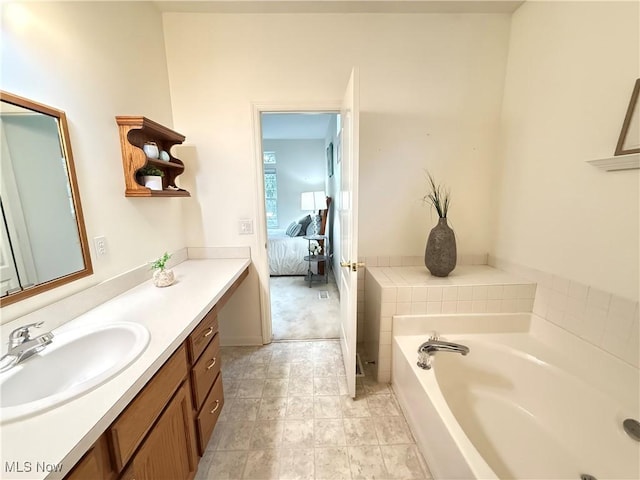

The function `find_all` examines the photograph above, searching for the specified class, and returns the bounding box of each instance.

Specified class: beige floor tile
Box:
[340,395,371,418]
[314,396,342,418]
[314,377,340,396]
[263,378,289,397]
[202,341,433,480]
[314,418,346,446]
[258,397,288,420]
[278,448,315,480]
[249,349,273,365]
[343,417,379,446]
[285,396,315,419]
[237,379,266,398]
[367,394,401,417]
[314,447,351,480]
[244,364,269,379]
[289,376,314,396]
[282,419,314,447]
[227,398,261,421]
[221,375,240,398]
[348,446,388,479]
[373,417,414,445]
[250,420,284,449]
[267,362,291,378]
[243,449,280,479]
[380,444,429,479]
[216,421,255,450]
[290,362,315,377]
[201,450,247,479]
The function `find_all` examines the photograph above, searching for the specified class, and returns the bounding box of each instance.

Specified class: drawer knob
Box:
[207,357,217,370]
[210,400,220,414]
[203,326,214,337]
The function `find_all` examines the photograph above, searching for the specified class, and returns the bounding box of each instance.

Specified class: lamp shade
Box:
[301,191,327,211]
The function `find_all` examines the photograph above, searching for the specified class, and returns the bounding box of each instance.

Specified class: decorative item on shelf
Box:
[309,241,322,255]
[423,172,456,277]
[159,150,170,161]
[151,252,174,287]
[137,165,164,191]
[143,141,159,159]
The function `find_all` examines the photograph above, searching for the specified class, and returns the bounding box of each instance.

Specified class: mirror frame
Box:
[0,91,93,307]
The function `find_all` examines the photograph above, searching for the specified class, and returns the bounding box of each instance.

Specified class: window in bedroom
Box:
[264,166,278,228]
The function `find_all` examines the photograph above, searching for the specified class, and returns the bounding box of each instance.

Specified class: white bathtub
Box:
[392,313,640,480]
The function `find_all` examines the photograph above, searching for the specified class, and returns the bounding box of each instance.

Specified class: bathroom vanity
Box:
[0,257,250,480]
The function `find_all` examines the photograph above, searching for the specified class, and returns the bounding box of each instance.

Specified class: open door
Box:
[338,68,361,398]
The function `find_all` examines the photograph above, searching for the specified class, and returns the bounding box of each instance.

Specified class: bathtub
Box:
[392,313,640,480]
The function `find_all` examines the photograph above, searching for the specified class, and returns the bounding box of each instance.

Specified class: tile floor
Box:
[195,340,432,480]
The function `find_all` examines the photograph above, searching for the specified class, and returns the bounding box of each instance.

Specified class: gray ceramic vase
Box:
[425,217,457,277]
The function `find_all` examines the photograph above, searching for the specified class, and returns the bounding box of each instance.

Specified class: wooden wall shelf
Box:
[116,116,191,197]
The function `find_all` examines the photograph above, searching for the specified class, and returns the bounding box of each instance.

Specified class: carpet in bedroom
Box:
[270,272,340,340]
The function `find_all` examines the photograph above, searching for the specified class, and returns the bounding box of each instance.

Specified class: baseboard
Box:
[220,336,264,346]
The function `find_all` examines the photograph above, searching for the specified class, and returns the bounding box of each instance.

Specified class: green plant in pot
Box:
[137,165,164,191]
[151,252,174,287]
[423,172,456,277]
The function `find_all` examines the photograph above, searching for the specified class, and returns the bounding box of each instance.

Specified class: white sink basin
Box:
[0,322,150,423]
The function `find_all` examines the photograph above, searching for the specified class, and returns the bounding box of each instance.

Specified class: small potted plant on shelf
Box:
[137,165,164,191]
[151,252,174,287]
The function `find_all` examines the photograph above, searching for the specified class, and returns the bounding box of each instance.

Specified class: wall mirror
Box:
[0,91,93,307]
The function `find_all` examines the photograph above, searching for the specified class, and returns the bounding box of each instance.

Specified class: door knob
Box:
[340,261,365,272]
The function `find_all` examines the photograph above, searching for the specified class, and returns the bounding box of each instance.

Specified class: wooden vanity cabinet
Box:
[65,435,115,480]
[187,307,224,455]
[63,266,249,480]
[121,383,197,480]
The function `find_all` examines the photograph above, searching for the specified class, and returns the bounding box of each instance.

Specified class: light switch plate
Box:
[239,219,254,235]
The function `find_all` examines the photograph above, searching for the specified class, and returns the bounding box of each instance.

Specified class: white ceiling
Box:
[261,113,336,140]
[154,0,524,14]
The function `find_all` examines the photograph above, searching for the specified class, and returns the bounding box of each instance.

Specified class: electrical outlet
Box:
[94,236,108,257]
[238,219,254,235]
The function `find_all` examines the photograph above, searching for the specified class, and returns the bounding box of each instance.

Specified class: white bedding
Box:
[267,229,310,276]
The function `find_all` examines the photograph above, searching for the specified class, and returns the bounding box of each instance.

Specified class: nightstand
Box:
[303,234,328,287]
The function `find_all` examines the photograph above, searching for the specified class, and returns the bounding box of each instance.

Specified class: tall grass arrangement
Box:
[423,172,450,219]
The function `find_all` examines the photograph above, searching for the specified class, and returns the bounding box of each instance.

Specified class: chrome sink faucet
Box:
[417,333,469,370]
[1,322,54,373]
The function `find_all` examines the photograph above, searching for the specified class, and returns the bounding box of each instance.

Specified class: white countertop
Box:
[0,257,250,480]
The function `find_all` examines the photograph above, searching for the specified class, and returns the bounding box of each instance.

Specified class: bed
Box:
[268,197,331,276]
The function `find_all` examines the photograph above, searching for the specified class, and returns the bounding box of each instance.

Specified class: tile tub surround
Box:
[363,265,536,383]
[195,340,432,480]
[488,256,640,368]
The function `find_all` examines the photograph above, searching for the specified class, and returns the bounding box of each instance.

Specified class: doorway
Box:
[260,111,341,341]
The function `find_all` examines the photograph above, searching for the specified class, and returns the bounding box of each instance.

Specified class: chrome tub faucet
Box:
[1,322,54,373]
[417,333,469,370]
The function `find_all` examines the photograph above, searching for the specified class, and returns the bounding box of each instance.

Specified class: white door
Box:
[338,68,361,398]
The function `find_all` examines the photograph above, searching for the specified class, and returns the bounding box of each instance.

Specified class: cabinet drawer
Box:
[187,310,218,364]
[195,374,224,455]
[191,333,221,410]
[109,345,188,471]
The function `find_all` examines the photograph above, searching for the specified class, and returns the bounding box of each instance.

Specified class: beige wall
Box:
[492,1,640,301]
[1,2,186,322]
[163,12,512,341]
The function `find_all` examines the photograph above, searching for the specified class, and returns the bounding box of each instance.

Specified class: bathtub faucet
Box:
[417,334,469,370]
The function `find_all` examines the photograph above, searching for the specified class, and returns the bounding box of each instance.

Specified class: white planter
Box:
[143,175,163,191]
[153,269,175,287]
